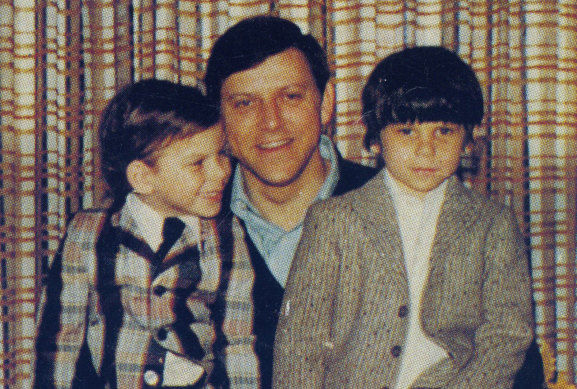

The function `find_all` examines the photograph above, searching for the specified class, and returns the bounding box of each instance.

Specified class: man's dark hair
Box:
[204,16,330,103]
[99,78,218,207]
[362,46,484,149]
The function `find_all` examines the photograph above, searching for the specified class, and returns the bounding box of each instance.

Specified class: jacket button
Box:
[157,327,168,341]
[144,370,160,386]
[391,345,402,357]
[153,285,167,296]
[398,305,408,318]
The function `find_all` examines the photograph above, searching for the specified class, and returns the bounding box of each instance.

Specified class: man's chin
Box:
[243,167,304,189]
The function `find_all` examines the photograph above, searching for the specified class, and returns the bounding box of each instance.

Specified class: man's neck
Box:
[242,151,330,231]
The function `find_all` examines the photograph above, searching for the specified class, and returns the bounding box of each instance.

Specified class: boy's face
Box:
[219,47,333,187]
[379,121,466,199]
[141,124,231,218]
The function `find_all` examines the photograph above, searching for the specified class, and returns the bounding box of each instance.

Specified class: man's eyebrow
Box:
[223,82,314,98]
[223,92,252,99]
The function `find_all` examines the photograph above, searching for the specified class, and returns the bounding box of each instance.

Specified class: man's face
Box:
[220,48,333,188]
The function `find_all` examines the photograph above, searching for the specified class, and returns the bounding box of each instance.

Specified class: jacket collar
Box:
[348,171,481,281]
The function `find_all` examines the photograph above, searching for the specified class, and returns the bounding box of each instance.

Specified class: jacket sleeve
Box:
[272,204,343,389]
[34,213,101,389]
[447,207,534,389]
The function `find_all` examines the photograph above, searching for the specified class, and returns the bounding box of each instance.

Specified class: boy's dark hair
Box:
[362,46,484,149]
[99,78,218,207]
[204,16,330,103]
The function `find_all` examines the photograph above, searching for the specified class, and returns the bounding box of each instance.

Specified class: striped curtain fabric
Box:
[1,1,575,388]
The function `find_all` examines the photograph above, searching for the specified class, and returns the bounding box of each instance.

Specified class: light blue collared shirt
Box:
[230,135,340,287]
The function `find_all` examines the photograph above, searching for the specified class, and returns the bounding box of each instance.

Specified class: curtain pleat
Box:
[1,1,575,388]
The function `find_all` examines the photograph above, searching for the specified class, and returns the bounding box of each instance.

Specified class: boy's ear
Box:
[126,160,154,195]
[320,81,335,126]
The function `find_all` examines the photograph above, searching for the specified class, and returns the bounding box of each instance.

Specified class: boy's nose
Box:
[211,155,231,184]
[416,136,436,156]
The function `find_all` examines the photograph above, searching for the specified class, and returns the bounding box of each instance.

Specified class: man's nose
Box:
[261,99,281,131]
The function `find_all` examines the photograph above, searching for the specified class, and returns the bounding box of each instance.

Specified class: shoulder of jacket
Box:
[65,208,111,240]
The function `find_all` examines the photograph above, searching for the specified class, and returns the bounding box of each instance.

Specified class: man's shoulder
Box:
[333,157,379,196]
[310,171,381,218]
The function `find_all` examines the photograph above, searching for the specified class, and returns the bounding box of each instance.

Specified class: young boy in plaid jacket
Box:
[34,79,231,389]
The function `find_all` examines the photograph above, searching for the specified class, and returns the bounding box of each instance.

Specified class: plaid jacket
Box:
[215,215,260,388]
[35,205,225,389]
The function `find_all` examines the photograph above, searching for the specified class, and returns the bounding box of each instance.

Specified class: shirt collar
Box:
[383,168,448,207]
[124,192,200,252]
[230,134,340,225]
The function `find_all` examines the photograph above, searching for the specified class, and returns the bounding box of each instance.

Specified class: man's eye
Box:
[285,92,304,101]
[438,127,454,135]
[399,128,413,135]
[233,99,252,109]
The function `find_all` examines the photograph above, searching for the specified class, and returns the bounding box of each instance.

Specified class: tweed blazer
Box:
[273,171,534,389]
[35,206,224,389]
[217,156,378,389]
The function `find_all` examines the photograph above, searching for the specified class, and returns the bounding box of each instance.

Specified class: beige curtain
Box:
[1,1,575,388]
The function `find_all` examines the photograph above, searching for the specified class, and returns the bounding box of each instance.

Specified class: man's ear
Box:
[369,142,382,156]
[320,81,335,127]
[126,160,154,195]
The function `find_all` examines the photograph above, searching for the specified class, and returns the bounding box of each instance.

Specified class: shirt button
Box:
[391,345,402,357]
[144,370,160,386]
[157,327,168,341]
[398,305,408,318]
[153,285,167,296]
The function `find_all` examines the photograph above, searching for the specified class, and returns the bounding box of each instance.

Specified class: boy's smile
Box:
[379,121,466,199]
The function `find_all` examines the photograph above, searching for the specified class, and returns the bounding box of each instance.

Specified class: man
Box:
[204,16,377,389]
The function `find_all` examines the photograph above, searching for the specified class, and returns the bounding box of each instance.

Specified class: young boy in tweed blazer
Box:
[273,47,534,389]
[35,79,231,389]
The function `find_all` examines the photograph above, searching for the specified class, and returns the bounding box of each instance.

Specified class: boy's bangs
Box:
[389,88,464,125]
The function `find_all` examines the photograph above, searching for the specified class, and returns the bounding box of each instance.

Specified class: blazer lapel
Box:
[154,221,202,287]
[112,206,154,289]
[155,219,221,295]
[349,170,408,280]
[423,177,482,308]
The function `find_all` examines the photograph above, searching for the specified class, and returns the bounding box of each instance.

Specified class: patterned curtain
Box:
[1,1,575,388]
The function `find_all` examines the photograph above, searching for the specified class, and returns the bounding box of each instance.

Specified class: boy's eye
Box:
[399,127,413,135]
[219,147,231,158]
[438,127,454,135]
[190,159,204,168]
